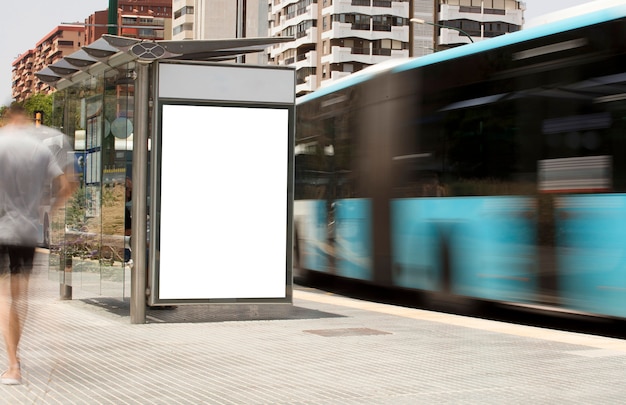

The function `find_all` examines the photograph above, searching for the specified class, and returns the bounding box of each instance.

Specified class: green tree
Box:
[0,105,8,126]
[23,93,53,126]
[0,95,54,127]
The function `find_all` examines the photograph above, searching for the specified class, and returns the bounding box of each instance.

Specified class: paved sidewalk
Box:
[1,251,626,404]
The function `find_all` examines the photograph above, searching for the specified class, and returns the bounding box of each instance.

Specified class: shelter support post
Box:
[130,61,150,324]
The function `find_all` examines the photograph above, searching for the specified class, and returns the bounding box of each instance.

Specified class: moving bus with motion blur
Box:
[294,4,626,319]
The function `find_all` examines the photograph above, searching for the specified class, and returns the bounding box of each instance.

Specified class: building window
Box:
[296,67,316,84]
[296,20,316,38]
[445,19,481,36]
[483,22,520,37]
[174,6,194,19]
[372,39,405,55]
[173,23,193,36]
[459,6,481,13]
[332,13,371,31]
[484,8,506,15]
[286,3,297,19]
[297,0,315,15]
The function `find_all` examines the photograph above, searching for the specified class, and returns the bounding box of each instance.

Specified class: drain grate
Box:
[304,327,391,337]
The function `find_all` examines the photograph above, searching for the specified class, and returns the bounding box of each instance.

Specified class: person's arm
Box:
[51,172,73,212]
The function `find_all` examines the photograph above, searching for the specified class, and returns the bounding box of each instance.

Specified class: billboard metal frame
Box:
[148,60,295,305]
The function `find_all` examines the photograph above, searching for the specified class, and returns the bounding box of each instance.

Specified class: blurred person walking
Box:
[0,106,71,385]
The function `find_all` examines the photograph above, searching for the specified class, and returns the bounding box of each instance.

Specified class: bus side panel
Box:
[454,197,537,303]
[293,200,329,273]
[334,198,373,281]
[391,197,537,301]
[390,198,440,291]
[555,194,626,318]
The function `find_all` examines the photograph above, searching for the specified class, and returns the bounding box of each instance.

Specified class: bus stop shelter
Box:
[36,35,295,323]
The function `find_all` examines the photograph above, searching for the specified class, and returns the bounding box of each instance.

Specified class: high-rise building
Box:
[85,1,173,44]
[85,10,109,45]
[172,0,195,40]
[11,50,36,103]
[411,0,436,57]
[11,25,84,102]
[433,0,524,51]
[269,0,411,97]
[268,0,524,96]
[172,1,269,64]
[116,0,173,40]
[11,1,174,103]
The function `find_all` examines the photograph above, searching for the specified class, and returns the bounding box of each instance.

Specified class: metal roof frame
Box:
[36,34,293,91]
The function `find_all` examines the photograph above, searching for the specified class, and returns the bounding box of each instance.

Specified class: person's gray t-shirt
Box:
[0,126,64,246]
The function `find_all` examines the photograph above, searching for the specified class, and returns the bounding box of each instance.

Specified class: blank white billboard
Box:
[158,104,289,300]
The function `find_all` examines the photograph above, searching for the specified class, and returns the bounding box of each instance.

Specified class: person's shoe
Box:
[1,363,22,385]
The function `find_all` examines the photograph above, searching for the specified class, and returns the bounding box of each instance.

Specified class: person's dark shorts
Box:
[0,245,35,275]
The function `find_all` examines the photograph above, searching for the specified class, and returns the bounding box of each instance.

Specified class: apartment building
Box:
[412,0,436,57]
[435,0,524,50]
[85,10,110,45]
[12,0,524,103]
[268,0,523,96]
[269,0,410,96]
[11,1,173,103]
[172,0,269,64]
[10,50,36,104]
[117,0,173,40]
[11,25,84,102]
[172,0,195,40]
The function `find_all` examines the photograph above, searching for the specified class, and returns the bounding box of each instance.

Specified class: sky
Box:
[0,0,603,106]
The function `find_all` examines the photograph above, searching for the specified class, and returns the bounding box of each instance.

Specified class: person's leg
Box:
[0,277,25,384]
[1,246,33,384]
[0,248,19,383]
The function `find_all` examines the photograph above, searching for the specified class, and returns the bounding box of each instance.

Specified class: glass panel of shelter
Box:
[49,63,135,300]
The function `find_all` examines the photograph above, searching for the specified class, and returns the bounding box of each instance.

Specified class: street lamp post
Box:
[108,0,119,35]
[410,18,474,52]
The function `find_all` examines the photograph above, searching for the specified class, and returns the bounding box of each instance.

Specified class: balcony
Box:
[439,29,475,45]
[274,0,300,9]
[330,71,351,81]
[296,74,317,95]
[173,13,194,25]
[283,3,318,27]
[295,50,317,70]
[371,25,408,41]
[270,27,317,59]
[322,22,408,42]
[324,0,408,16]
[56,40,75,48]
[439,4,523,26]
[321,45,407,65]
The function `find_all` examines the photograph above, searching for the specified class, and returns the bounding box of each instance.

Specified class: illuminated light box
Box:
[152,62,294,304]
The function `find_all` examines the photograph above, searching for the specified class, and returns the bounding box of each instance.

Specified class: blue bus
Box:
[294,4,626,319]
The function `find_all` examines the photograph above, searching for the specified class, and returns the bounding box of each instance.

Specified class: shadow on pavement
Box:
[80,297,344,324]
